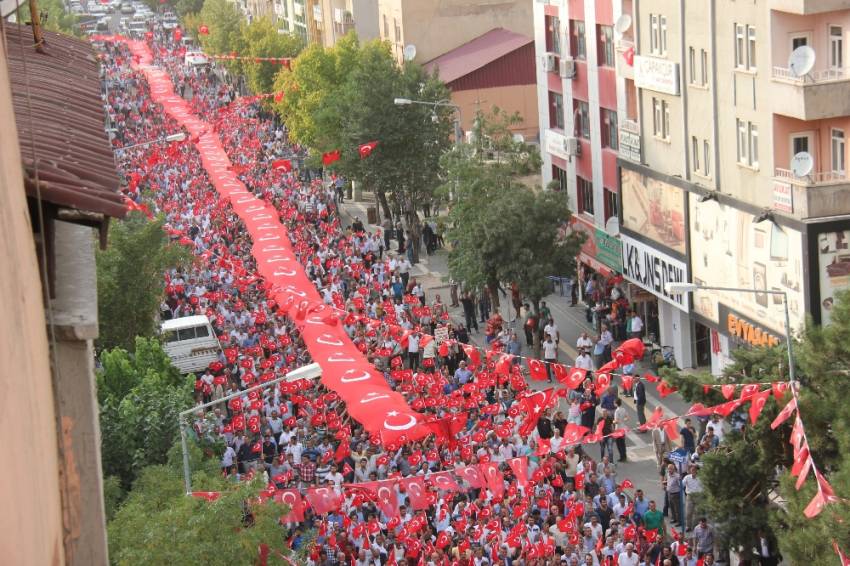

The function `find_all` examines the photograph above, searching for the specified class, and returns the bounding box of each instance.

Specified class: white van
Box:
[161,315,221,374]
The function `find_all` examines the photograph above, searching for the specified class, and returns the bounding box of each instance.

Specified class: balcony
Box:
[771,67,850,120]
[770,0,850,15]
[774,168,850,217]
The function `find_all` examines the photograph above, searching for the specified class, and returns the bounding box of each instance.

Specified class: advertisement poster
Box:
[817,230,850,325]
[621,169,687,255]
[689,199,806,335]
[621,234,689,311]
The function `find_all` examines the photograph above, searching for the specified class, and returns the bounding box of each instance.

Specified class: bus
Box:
[160,315,221,374]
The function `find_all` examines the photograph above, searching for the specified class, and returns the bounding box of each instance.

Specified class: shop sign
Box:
[772,181,794,213]
[595,228,622,272]
[546,129,569,161]
[621,234,689,312]
[718,303,782,347]
[634,55,680,95]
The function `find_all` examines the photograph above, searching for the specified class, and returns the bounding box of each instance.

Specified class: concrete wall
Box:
[770,10,850,74]
[682,0,716,190]
[378,0,534,63]
[0,37,66,566]
[450,84,539,139]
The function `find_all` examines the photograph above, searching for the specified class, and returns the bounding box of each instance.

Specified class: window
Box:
[689,47,696,84]
[394,18,401,43]
[703,140,711,177]
[547,16,561,55]
[383,14,388,38]
[701,49,709,85]
[575,100,590,139]
[195,325,210,338]
[549,92,564,130]
[598,25,614,66]
[649,14,666,55]
[735,24,756,70]
[553,165,568,192]
[577,176,594,215]
[830,26,843,70]
[601,108,618,149]
[652,98,670,140]
[603,188,619,222]
[792,35,808,50]
[692,136,700,172]
[792,134,810,155]
[571,20,586,59]
[736,119,759,167]
[832,128,846,174]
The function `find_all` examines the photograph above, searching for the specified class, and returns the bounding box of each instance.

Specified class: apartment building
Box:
[621,0,850,373]
[378,0,533,63]
[534,0,636,336]
[270,0,379,46]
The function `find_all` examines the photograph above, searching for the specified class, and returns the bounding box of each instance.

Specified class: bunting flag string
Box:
[206,53,292,68]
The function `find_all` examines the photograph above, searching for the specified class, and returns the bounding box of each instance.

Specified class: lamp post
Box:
[394,97,463,146]
[665,282,796,385]
[114,132,187,154]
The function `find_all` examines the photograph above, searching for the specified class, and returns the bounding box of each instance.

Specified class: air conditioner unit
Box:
[541,53,557,73]
[559,56,577,79]
[563,136,580,157]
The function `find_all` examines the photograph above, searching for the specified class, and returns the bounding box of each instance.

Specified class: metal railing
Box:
[775,167,848,185]
[772,66,849,84]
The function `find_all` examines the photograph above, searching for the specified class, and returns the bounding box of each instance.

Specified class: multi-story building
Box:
[620,0,850,372]
[534,0,635,340]
[378,0,533,63]
[270,0,379,46]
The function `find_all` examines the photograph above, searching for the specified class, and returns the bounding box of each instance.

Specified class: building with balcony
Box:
[623,0,850,374]
[270,0,378,46]
[533,0,635,338]
[377,0,532,64]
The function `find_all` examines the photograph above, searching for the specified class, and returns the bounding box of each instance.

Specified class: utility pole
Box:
[28,0,46,53]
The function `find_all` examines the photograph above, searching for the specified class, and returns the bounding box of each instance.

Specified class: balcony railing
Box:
[775,167,847,184]
[772,66,849,84]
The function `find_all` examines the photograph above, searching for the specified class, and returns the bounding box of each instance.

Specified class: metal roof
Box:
[423,28,534,85]
[161,315,212,331]
[3,23,125,218]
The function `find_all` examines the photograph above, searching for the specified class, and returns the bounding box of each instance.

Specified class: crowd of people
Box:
[97,27,731,566]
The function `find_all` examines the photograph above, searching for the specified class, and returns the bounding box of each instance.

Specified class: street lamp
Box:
[665,282,796,384]
[394,97,463,145]
[114,132,187,153]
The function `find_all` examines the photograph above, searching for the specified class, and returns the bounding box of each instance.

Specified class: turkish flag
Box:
[528,359,548,381]
[721,384,737,400]
[305,487,341,515]
[657,380,677,398]
[456,465,487,489]
[191,491,221,502]
[518,388,556,436]
[401,476,430,510]
[507,457,529,488]
[272,159,292,172]
[322,150,341,166]
[834,541,850,566]
[771,397,797,430]
[436,531,451,549]
[462,344,481,368]
[358,141,378,159]
[274,91,284,103]
[275,489,305,522]
[563,423,590,445]
[428,471,461,492]
[558,366,587,389]
[480,462,505,497]
[748,389,771,424]
[574,472,585,490]
[198,25,209,35]
[373,481,400,516]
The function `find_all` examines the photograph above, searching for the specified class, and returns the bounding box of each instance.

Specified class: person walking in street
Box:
[381,217,393,252]
[634,378,647,427]
[396,222,405,253]
[653,427,672,471]
[664,463,683,527]
[693,518,715,559]
[460,292,479,332]
[682,464,703,531]
[542,332,558,383]
[613,397,629,462]
[523,304,537,347]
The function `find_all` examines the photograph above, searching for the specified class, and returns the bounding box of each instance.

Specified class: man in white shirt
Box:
[544,318,560,345]
[575,349,594,370]
[407,332,421,371]
[542,334,558,383]
[629,312,644,339]
[617,543,640,566]
[682,464,703,531]
[576,332,593,351]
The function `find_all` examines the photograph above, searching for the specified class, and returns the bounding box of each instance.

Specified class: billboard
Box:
[621,233,689,312]
[689,199,806,335]
[816,230,850,325]
[621,169,687,255]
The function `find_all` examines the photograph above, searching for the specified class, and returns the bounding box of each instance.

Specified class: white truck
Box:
[161,315,221,374]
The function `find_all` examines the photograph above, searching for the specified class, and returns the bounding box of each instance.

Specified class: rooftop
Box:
[423,27,534,85]
[3,22,125,219]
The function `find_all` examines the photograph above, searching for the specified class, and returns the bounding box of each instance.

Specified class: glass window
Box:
[703,140,711,177]
[604,188,619,222]
[576,100,590,139]
[737,119,747,163]
[653,98,663,137]
[749,123,759,167]
[178,328,196,341]
[663,101,670,139]
[164,331,179,343]
[832,128,846,174]
[195,325,210,338]
[547,16,561,55]
[601,108,618,149]
[549,92,564,130]
[572,20,586,59]
[701,49,708,85]
[578,176,594,215]
[599,25,614,66]
[747,26,757,70]
[735,24,745,68]
[689,47,696,84]
[830,26,843,70]
[660,16,667,54]
[692,136,700,172]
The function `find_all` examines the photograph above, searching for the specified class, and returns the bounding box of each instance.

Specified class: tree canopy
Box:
[442,110,582,311]
[96,212,191,353]
[662,289,850,563]
[234,18,303,95]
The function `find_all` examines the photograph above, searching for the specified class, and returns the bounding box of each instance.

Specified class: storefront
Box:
[618,166,693,368]
[688,197,808,375]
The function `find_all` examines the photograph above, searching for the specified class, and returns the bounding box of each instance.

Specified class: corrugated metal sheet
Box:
[424,28,533,85]
[3,22,125,218]
[447,42,536,91]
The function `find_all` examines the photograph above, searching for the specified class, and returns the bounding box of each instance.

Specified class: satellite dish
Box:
[788,46,816,77]
[403,44,417,61]
[791,152,814,177]
[605,216,620,236]
[614,14,633,35]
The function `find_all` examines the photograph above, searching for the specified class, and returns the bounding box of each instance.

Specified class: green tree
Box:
[442,110,581,324]
[661,290,850,563]
[108,464,300,565]
[234,18,303,95]
[16,0,80,36]
[173,0,203,17]
[98,337,193,488]
[195,0,243,59]
[96,213,191,353]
